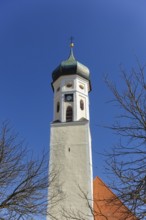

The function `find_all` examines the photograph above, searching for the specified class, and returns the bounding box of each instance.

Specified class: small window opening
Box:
[66,83,72,88]
[57,87,60,92]
[79,84,84,90]
[57,102,60,113]
[66,106,73,122]
[80,100,84,110]
[68,148,70,152]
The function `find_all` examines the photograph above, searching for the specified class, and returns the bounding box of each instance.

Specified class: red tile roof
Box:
[93,177,137,220]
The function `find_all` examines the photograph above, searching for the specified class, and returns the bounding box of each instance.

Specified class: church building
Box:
[48,42,136,220]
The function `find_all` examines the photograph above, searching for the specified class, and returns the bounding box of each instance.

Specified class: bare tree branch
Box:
[0,122,62,220]
[105,61,146,219]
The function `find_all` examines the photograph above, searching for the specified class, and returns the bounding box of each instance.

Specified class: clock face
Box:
[66,95,72,101]
[65,94,73,102]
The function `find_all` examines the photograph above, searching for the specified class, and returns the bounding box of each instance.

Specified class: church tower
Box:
[48,42,93,219]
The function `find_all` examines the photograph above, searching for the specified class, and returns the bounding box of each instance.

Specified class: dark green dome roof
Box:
[52,48,90,83]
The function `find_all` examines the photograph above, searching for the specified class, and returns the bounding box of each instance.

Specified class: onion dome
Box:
[52,42,90,84]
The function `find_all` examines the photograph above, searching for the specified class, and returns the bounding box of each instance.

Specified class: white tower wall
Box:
[49,121,93,219]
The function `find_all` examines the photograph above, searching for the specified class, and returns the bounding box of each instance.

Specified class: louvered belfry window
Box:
[80,100,84,110]
[57,102,60,113]
[66,106,73,122]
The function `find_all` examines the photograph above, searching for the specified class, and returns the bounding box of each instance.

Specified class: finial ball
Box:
[70,42,74,48]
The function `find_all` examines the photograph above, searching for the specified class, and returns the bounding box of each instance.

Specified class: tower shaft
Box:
[49,121,93,219]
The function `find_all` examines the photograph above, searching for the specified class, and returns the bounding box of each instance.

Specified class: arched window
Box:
[80,100,84,110]
[66,106,73,122]
[57,102,60,113]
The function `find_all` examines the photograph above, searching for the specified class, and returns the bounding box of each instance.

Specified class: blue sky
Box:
[0,0,146,212]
